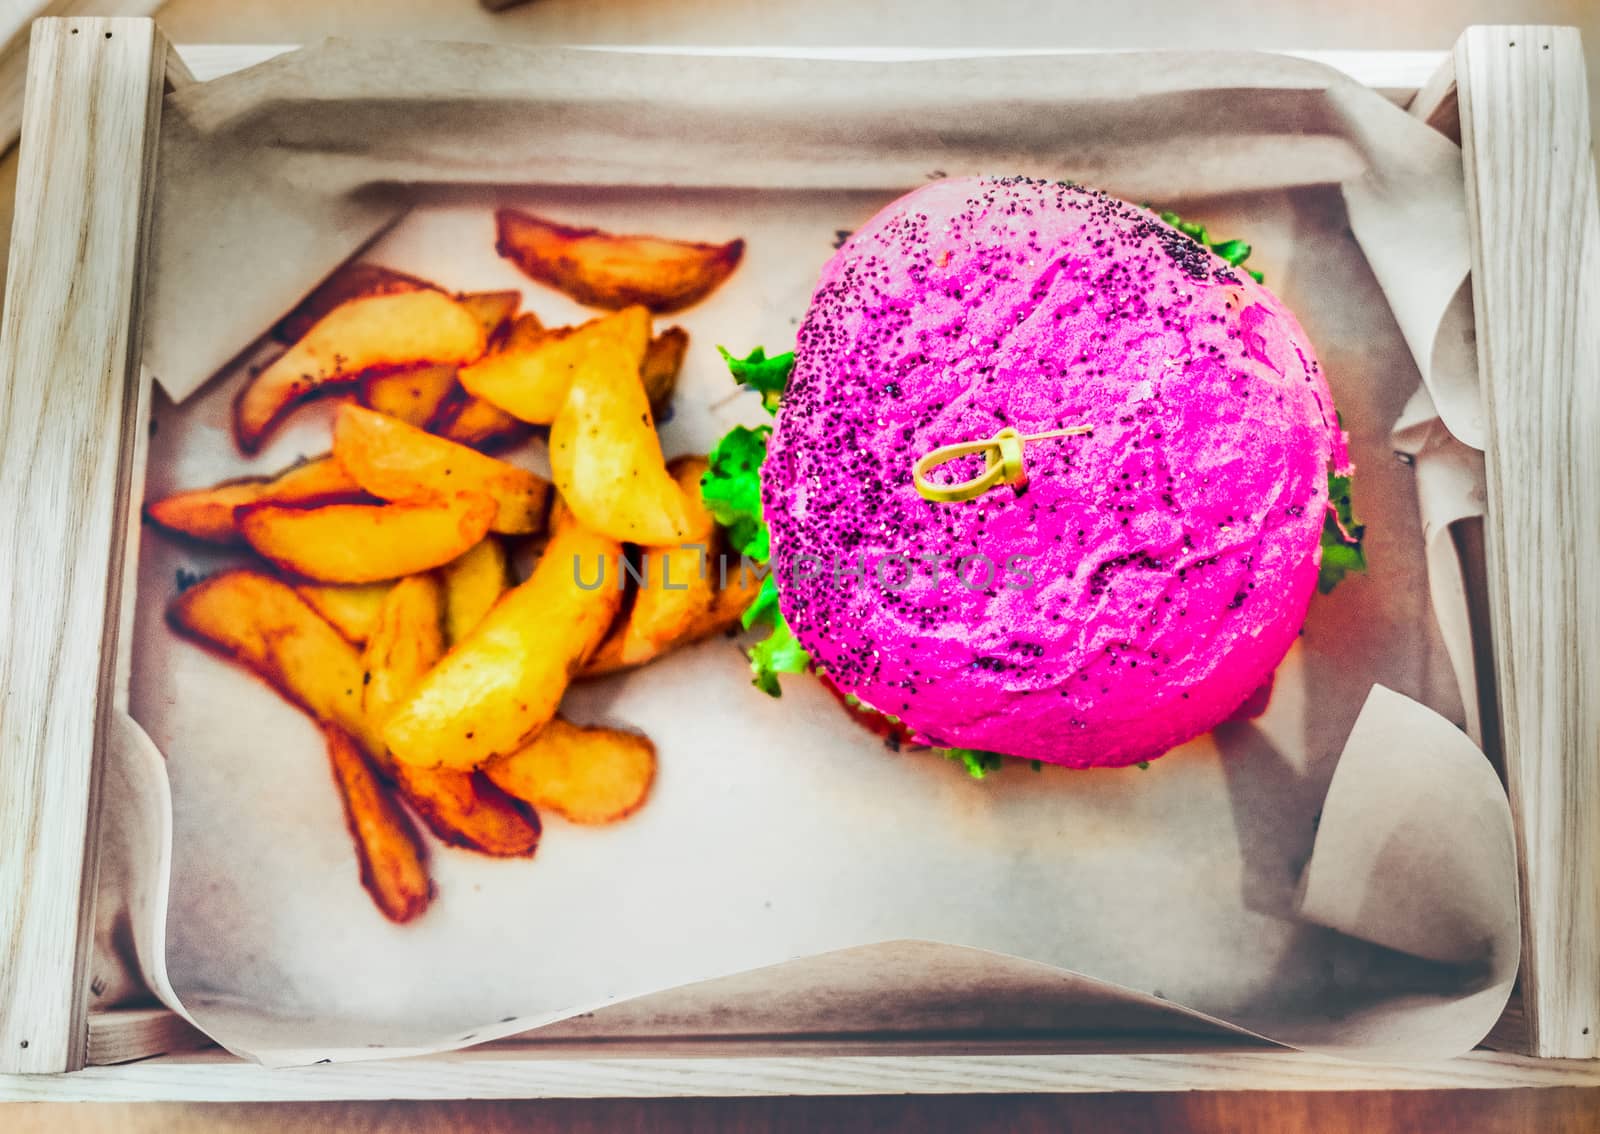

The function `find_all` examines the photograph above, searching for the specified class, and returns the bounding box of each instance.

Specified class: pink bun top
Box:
[762,177,1344,767]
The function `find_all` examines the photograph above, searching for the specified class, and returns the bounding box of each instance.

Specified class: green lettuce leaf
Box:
[703,346,811,695]
[1155,207,1265,283]
[717,345,795,413]
[749,611,810,696]
[937,747,1006,780]
[1208,238,1252,266]
[741,573,782,631]
[701,424,771,560]
[1318,471,1367,594]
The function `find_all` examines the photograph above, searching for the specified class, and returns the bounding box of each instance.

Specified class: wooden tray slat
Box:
[8,1042,1600,1101]
[1456,24,1600,1061]
[0,16,169,1075]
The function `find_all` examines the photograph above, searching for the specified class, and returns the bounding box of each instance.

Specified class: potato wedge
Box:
[495,208,743,313]
[235,290,488,454]
[641,326,688,414]
[359,363,459,429]
[550,337,692,544]
[583,531,764,678]
[167,569,383,755]
[483,718,656,825]
[384,510,624,771]
[609,457,716,667]
[360,574,448,732]
[441,318,672,435]
[440,537,511,646]
[395,769,542,857]
[433,394,532,451]
[288,291,517,432]
[274,264,434,343]
[323,725,433,923]
[357,292,521,434]
[294,581,393,646]
[238,495,496,584]
[361,574,541,858]
[276,273,513,348]
[144,455,363,546]
[332,404,550,535]
[457,307,650,426]
[452,314,547,423]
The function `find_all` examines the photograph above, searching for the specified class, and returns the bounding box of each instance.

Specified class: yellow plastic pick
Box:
[913,424,1092,503]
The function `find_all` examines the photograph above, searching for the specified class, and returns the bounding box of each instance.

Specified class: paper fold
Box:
[146,41,1484,445]
[99,681,1518,1066]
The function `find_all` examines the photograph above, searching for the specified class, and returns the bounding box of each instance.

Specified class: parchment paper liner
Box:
[90,43,1508,1066]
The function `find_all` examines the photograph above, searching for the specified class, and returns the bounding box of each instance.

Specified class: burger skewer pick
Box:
[912,423,1093,503]
[704,177,1365,776]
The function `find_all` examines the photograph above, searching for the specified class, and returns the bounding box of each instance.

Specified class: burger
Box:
[702,176,1363,773]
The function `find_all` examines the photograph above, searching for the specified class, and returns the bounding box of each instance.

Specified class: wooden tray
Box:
[1,17,1597,1100]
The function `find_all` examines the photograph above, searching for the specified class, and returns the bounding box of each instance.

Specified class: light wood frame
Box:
[0,15,171,1077]
[0,18,1596,1097]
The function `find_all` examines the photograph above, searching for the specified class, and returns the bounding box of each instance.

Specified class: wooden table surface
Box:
[4,1089,1600,1131]
[4,0,1600,1129]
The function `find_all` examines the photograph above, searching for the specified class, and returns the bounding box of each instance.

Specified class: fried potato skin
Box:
[235,290,487,454]
[323,725,433,923]
[483,718,656,825]
[457,307,649,426]
[237,495,496,584]
[332,404,550,535]
[143,455,362,546]
[361,573,541,858]
[383,511,624,771]
[549,337,691,544]
[167,569,384,755]
[495,208,743,313]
